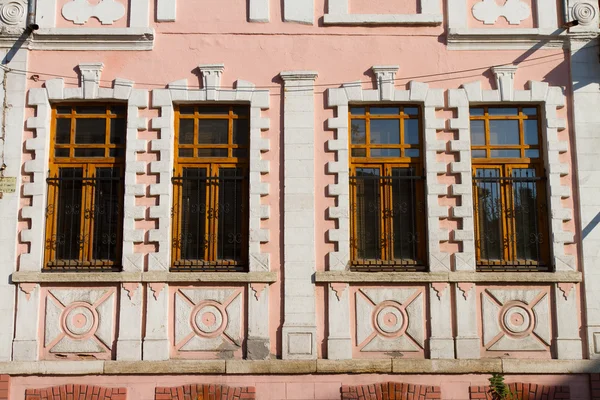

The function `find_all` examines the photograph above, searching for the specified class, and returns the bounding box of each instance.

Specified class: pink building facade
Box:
[0,0,599,398]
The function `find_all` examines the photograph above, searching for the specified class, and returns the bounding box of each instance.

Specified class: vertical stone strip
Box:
[280,71,318,360]
[283,0,313,24]
[13,284,40,361]
[117,283,143,360]
[36,0,57,28]
[129,0,150,27]
[570,38,600,359]
[249,0,269,22]
[157,0,177,22]
[327,283,351,359]
[555,283,583,359]
[454,283,479,358]
[247,283,270,359]
[429,283,453,358]
[0,48,27,361]
[143,283,169,360]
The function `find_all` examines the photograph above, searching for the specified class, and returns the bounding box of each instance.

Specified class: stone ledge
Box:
[323,13,443,26]
[31,28,155,51]
[11,271,278,284]
[315,271,582,283]
[0,359,598,375]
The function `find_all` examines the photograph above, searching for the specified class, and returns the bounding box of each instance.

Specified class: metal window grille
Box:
[45,168,124,271]
[171,170,248,272]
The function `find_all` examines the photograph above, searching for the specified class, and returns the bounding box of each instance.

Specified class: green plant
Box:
[489,373,513,400]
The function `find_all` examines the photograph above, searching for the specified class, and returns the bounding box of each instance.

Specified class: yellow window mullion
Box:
[501,165,515,263]
[472,167,483,262]
[207,164,218,261]
[83,164,96,262]
[379,164,388,261]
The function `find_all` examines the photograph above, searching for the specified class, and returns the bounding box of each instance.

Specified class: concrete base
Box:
[246,337,271,360]
[429,338,455,359]
[556,338,583,360]
[116,339,142,361]
[142,339,170,361]
[12,340,38,361]
[327,337,352,360]
[455,337,480,359]
[282,325,317,360]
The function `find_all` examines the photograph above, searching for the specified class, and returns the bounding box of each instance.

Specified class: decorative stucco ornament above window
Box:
[62,0,126,25]
[572,1,597,25]
[472,0,531,24]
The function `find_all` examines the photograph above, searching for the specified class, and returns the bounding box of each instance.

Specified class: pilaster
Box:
[142,283,169,360]
[13,283,40,361]
[280,70,318,360]
[455,283,480,359]
[555,283,583,359]
[327,283,352,359]
[429,283,454,358]
[116,283,143,360]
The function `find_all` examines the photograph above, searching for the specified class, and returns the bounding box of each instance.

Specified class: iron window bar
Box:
[171,174,247,272]
[45,173,124,272]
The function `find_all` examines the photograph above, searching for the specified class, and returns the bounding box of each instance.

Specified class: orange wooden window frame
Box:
[172,105,250,270]
[45,104,126,270]
[470,106,550,270]
[348,105,426,270]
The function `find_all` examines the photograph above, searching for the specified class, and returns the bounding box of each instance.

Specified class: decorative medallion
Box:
[572,2,597,25]
[0,1,25,26]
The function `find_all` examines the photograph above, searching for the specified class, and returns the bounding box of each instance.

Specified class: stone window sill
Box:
[323,13,442,26]
[31,28,155,51]
[315,271,582,283]
[11,271,277,284]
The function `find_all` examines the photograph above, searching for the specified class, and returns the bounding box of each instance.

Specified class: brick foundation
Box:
[469,383,570,399]
[340,382,441,400]
[155,384,256,399]
[25,385,127,399]
[0,375,9,400]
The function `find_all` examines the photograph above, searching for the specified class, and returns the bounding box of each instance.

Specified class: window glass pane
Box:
[470,108,484,116]
[232,148,248,158]
[232,107,249,118]
[490,149,521,158]
[405,149,420,158]
[404,119,420,145]
[350,120,366,144]
[371,148,401,157]
[75,106,106,115]
[54,168,83,260]
[370,120,400,145]
[233,118,249,146]
[179,106,194,115]
[54,148,69,158]
[489,120,520,145]
[179,119,195,144]
[110,118,126,145]
[350,107,365,115]
[110,105,127,115]
[198,148,228,157]
[524,120,539,145]
[390,167,419,262]
[179,168,208,260]
[74,148,105,157]
[404,107,419,116]
[198,106,229,115]
[56,119,71,144]
[474,168,503,261]
[525,149,539,158]
[352,149,366,157]
[488,108,518,116]
[92,168,122,261]
[56,106,72,114]
[472,149,486,158]
[109,148,125,158]
[523,108,537,116]
[511,168,540,261]
[75,119,106,144]
[217,168,245,261]
[198,120,228,144]
[351,168,380,260]
[470,120,485,145]
[370,107,399,115]
[179,149,194,158]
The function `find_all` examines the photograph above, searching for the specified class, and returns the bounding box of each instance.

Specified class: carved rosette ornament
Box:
[572,1,597,25]
[0,0,25,32]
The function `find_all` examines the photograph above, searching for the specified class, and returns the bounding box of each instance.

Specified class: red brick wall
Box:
[0,375,9,400]
[155,384,256,400]
[469,383,570,399]
[25,385,127,399]
[341,382,441,400]
[591,374,600,400]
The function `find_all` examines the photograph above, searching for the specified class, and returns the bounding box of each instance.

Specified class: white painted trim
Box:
[326,67,448,272]
[249,0,269,22]
[156,0,177,22]
[447,28,568,50]
[31,28,154,51]
[148,66,271,272]
[324,0,441,26]
[12,284,40,361]
[21,65,148,273]
[283,0,313,25]
[448,70,574,272]
[280,70,318,360]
